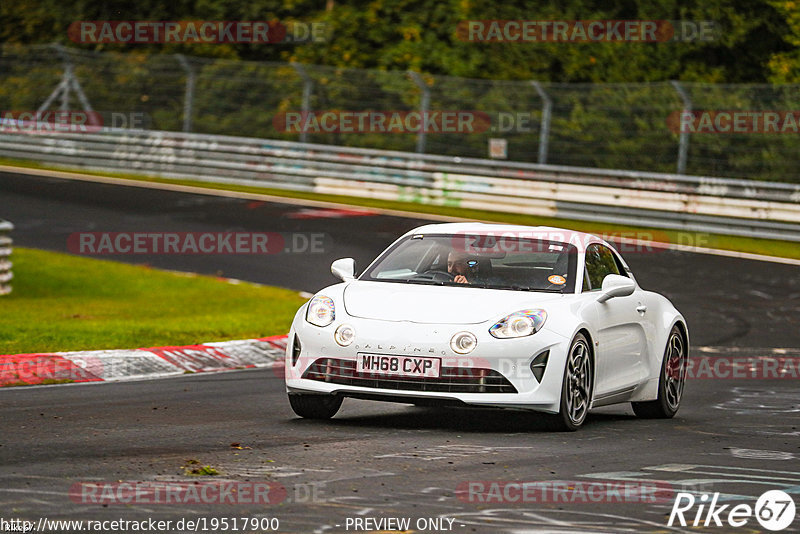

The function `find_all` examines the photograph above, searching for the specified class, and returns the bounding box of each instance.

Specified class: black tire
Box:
[632,325,687,419]
[546,333,593,431]
[288,393,343,419]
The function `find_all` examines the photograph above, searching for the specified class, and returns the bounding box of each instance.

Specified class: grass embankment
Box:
[0,248,304,355]
[2,157,798,260]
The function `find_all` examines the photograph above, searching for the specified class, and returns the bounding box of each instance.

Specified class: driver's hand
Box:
[454,275,468,284]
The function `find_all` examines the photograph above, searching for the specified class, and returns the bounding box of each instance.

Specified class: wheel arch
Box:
[575,327,596,401]
[662,318,689,368]
[672,320,689,353]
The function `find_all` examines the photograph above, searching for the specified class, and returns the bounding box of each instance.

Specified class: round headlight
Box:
[450,331,477,354]
[490,309,547,339]
[509,315,535,336]
[306,296,335,327]
[334,324,355,346]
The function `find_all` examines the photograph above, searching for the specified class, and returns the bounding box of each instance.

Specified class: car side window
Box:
[583,244,621,291]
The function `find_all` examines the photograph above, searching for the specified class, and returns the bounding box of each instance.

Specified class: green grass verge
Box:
[2,157,799,260]
[0,247,305,355]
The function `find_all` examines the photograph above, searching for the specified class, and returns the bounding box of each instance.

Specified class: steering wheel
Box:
[412,269,455,282]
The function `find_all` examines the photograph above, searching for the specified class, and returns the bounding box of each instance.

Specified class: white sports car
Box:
[285,223,688,431]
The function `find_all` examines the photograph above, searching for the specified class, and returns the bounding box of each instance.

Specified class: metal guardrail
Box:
[1,129,799,241]
[0,220,12,295]
[5,44,800,181]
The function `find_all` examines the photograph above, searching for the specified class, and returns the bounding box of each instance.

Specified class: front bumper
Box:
[285,316,570,414]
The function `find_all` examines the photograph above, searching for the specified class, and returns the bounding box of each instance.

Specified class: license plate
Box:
[356,354,441,378]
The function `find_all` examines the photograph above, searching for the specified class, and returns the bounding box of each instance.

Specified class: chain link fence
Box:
[1,43,798,182]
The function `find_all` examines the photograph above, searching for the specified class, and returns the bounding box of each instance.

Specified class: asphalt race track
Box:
[1,170,800,533]
[1,169,798,348]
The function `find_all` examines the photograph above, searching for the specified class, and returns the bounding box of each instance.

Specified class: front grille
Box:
[302,358,517,394]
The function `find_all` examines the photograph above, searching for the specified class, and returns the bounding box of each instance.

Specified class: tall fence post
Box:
[0,220,13,296]
[671,80,692,175]
[408,71,430,154]
[531,81,552,164]
[291,62,314,144]
[38,43,97,125]
[176,55,195,133]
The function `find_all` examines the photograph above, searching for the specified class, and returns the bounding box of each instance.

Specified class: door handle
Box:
[636,305,647,313]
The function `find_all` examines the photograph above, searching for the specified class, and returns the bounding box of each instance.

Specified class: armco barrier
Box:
[1,129,799,241]
[0,220,12,295]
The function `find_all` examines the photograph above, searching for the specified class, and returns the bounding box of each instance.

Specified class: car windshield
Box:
[360,233,578,293]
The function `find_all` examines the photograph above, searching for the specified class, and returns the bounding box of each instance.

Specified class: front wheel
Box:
[546,333,593,431]
[632,326,687,419]
[288,393,343,419]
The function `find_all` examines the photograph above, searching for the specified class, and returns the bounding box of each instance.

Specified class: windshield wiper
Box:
[404,279,445,286]
[367,279,564,292]
[482,283,564,292]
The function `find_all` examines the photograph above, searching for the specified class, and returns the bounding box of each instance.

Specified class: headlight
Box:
[490,309,547,338]
[334,324,355,346]
[306,296,335,327]
[450,331,477,354]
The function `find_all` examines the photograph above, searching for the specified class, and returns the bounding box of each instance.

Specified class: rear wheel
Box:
[546,333,593,431]
[632,326,686,419]
[288,393,342,419]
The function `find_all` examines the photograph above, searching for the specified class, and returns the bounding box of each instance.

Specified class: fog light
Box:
[334,324,355,346]
[450,331,477,354]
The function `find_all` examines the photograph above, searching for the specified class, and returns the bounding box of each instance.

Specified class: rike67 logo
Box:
[669,490,796,531]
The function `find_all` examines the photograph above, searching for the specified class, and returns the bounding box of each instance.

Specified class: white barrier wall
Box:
[1,129,799,241]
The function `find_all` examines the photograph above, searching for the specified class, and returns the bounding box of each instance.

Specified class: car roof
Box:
[400,222,606,250]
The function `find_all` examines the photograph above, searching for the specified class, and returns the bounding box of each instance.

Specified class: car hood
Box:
[342,281,565,324]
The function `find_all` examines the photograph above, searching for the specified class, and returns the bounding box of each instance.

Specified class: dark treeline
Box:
[2,0,799,83]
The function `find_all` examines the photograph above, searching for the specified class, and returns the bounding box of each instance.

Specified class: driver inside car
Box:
[447,251,479,284]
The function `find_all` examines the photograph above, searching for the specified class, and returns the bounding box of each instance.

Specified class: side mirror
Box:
[597,274,635,303]
[331,258,356,281]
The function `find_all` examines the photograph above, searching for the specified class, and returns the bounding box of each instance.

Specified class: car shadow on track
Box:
[288,404,639,433]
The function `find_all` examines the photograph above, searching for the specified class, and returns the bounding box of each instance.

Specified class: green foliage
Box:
[0,1,798,181]
[1,0,797,83]
[0,248,305,354]
[767,0,800,82]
